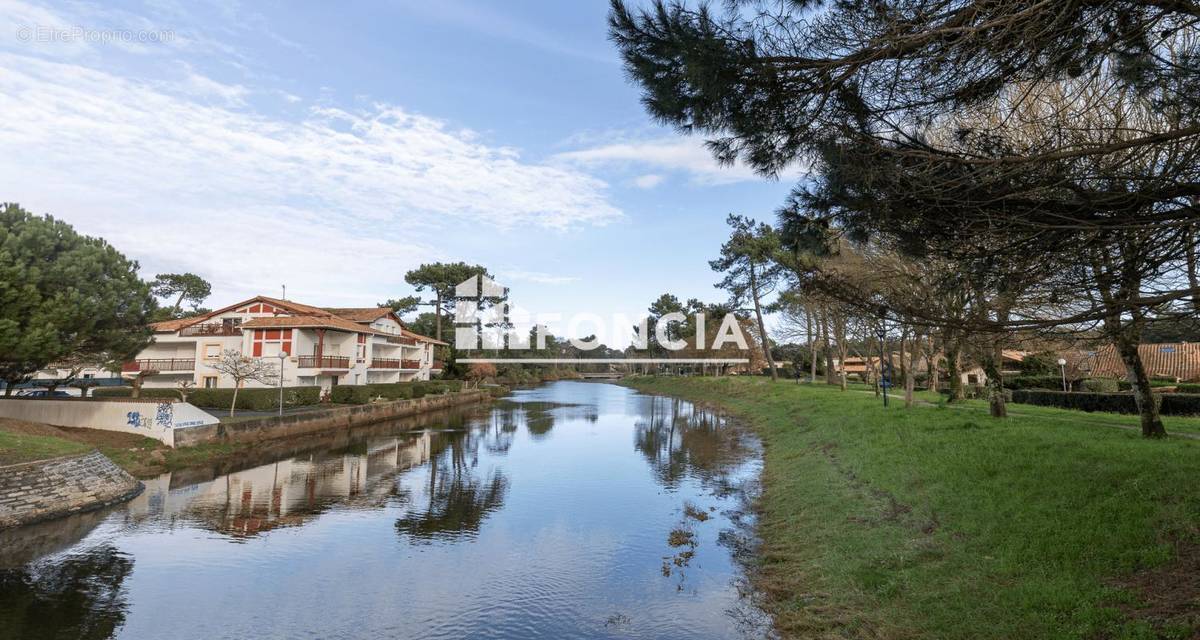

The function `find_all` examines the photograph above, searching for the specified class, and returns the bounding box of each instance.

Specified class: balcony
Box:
[400,359,422,370]
[384,335,417,346]
[179,323,242,337]
[297,355,351,369]
[122,358,195,373]
[370,358,401,369]
[431,361,444,370]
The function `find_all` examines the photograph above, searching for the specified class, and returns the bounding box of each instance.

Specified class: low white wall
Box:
[0,399,218,447]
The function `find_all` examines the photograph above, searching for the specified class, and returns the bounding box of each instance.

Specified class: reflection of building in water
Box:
[126,432,434,538]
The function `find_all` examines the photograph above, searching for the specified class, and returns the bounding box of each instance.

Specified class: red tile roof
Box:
[325,307,394,322]
[1086,343,1200,381]
[242,315,387,334]
[150,295,445,345]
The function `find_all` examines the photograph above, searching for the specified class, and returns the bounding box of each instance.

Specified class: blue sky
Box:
[0,0,798,343]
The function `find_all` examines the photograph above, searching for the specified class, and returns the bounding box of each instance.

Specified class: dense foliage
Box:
[0,203,154,390]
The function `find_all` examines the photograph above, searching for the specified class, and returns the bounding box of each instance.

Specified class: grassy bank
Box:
[0,418,251,477]
[624,376,1200,640]
[0,419,91,465]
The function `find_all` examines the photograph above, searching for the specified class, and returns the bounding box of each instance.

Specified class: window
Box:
[203,376,218,389]
[203,343,221,360]
[251,329,293,357]
[356,333,367,362]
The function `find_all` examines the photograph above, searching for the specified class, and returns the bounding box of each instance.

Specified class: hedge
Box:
[1176,383,1200,394]
[1010,390,1200,416]
[331,385,374,404]
[94,386,321,410]
[1011,390,1148,414]
[1080,378,1119,393]
[1004,376,1066,391]
[1159,394,1200,416]
[1116,378,1182,391]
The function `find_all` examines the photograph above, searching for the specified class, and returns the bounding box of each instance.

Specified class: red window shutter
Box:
[253,342,263,356]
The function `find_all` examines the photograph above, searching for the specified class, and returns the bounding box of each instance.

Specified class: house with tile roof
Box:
[1066,343,1200,382]
[124,296,446,392]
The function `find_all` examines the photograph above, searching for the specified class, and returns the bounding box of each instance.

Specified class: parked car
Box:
[15,389,72,398]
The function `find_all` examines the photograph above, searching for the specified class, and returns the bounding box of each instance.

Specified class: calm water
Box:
[0,382,769,640]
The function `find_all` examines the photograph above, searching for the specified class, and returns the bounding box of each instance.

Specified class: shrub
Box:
[366,383,413,400]
[1117,378,1180,391]
[1005,375,1066,391]
[93,388,178,399]
[189,386,321,411]
[1175,383,1200,394]
[1159,394,1200,416]
[1011,390,1149,414]
[1081,378,1119,393]
[330,385,374,404]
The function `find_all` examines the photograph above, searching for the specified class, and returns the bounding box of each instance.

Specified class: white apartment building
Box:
[125,296,445,391]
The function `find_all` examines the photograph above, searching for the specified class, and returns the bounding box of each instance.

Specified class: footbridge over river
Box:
[578,372,625,380]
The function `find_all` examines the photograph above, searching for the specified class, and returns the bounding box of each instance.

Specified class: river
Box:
[0,381,770,640]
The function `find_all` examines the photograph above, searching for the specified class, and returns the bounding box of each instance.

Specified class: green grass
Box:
[623,376,1200,640]
[0,429,91,465]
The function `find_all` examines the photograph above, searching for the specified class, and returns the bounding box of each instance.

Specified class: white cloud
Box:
[554,136,765,186]
[632,173,664,189]
[0,52,623,305]
[176,68,248,105]
[499,269,581,286]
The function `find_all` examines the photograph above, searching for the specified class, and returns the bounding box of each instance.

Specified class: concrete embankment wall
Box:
[0,451,143,528]
[0,398,219,447]
[174,390,491,447]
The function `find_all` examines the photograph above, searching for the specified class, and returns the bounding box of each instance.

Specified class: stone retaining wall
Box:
[0,451,143,529]
[174,390,491,447]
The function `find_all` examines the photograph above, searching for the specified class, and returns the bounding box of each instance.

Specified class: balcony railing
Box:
[370,358,401,369]
[122,359,196,373]
[431,361,444,370]
[384,335,417,346]
[297,355,350,369]
[400,359,422,370]
[180,323,242,337]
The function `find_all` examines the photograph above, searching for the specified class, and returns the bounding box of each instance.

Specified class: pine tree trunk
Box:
[1187,223,1199,314]
[434,292,443,342]
[749,266,778,381]
[821,311,835,385]
[902,331,912,405]
[1115,336,1166,437]
[927,336,940,393]
[982,339,1007,418]
[808,305,818,384]
[946,337,964,403]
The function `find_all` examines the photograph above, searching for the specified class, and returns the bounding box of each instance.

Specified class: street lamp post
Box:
[277,351,288,416]
[1057,358,1068,392]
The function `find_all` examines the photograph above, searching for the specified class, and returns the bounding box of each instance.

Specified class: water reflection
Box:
[0,544,132,640]
[0,382,769,640]
[124,431,435,539]
[635,395,753,491]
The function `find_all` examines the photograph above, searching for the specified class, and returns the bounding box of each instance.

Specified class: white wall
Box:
[0,399,218,447]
